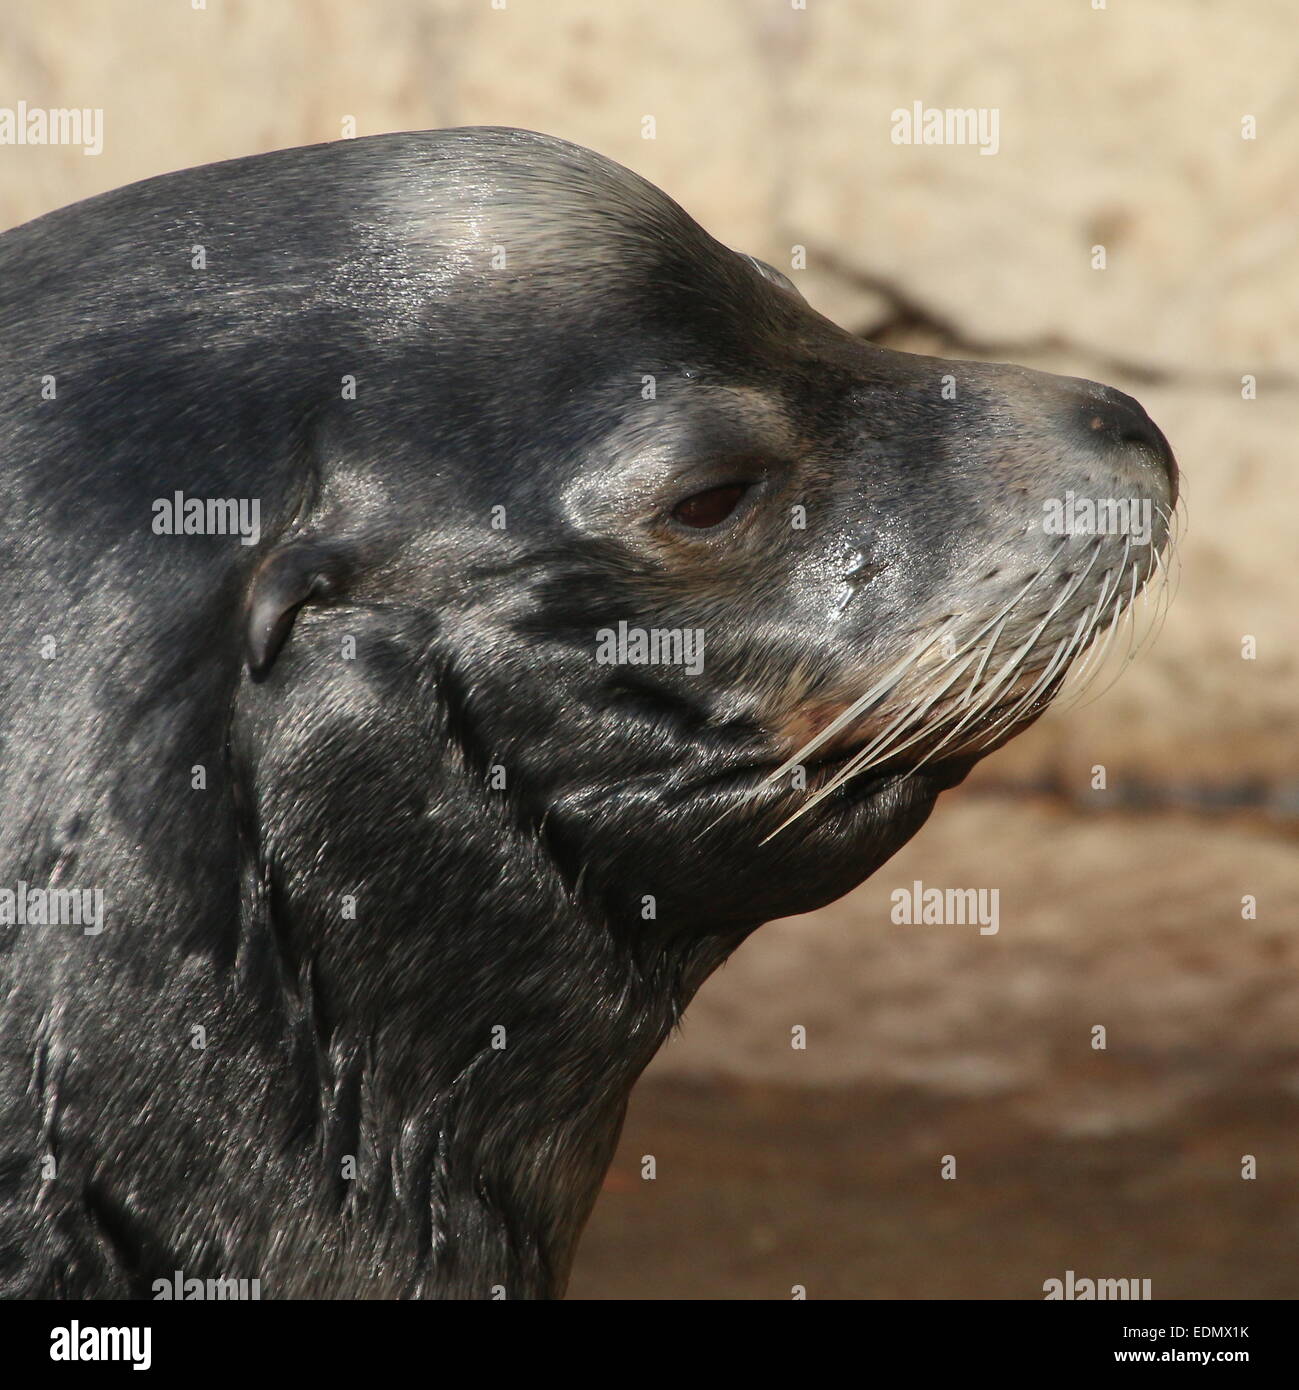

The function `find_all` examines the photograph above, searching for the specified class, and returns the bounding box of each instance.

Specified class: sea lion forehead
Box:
[373,126,720,282]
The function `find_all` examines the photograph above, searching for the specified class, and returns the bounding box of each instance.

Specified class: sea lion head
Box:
[245,128,1177,960]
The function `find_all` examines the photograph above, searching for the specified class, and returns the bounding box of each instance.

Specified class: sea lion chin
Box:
[0,127,1177,1298]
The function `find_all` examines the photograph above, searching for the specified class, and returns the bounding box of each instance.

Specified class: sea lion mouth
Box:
[744,511,1181,837]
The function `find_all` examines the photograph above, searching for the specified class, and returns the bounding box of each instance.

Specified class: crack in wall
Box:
[797,242,1298,394]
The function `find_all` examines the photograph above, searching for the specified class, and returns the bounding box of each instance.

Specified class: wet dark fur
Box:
[0,128,1174,1298]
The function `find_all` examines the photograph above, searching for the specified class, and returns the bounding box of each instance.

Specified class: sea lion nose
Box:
[1072,382,1178,504]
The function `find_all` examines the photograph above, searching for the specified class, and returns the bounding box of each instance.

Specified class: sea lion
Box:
[0,127,1176,1299]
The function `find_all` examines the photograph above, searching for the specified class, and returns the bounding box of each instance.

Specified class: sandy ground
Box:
[572,1075,1299,1301]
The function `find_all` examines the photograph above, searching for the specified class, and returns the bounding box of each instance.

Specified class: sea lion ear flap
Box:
[245,539,351,679]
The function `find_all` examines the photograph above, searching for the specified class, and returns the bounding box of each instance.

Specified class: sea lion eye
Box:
[671,482,749,529]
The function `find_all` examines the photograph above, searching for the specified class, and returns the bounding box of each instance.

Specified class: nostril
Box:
[1076,385,1178,502]
[1082,388,1154,447]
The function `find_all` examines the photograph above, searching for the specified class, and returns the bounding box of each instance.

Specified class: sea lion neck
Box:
[242,747,705,1298]
[264,893,695,1298]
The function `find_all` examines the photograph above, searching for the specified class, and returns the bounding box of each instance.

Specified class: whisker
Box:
[1068,561,1140,712]
[807,555,1093,799]
[761,648,983,839]
[969,610,1093,752]
[759,621,955,791]
[1055,560,1125,703]
[758,545,1067,796]
[958,614,1007,707]
[751,506,1178,845]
